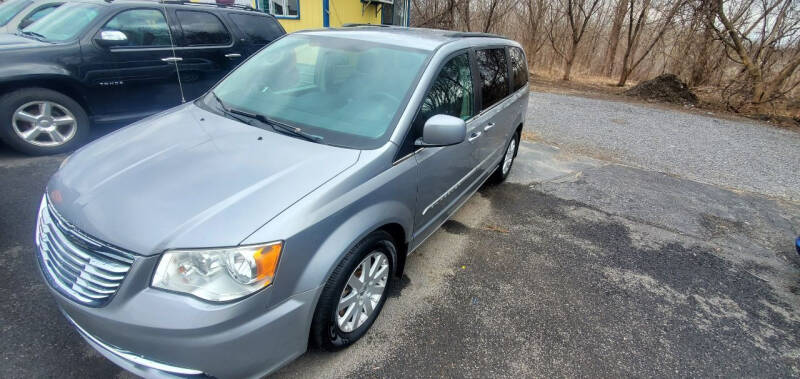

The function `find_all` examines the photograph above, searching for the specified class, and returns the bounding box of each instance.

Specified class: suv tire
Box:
[311,230,396,351]
[0,88,90,156]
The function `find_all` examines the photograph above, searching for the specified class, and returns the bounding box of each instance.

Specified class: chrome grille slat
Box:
[36,197,135,307]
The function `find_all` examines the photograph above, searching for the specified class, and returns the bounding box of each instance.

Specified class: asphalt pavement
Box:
[1,92,799,378]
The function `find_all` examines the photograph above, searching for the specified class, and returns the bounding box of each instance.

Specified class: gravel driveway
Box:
[526,92,800,202]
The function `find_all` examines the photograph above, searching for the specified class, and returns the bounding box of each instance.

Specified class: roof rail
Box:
[341,23,390,27]
[158,0,259,12]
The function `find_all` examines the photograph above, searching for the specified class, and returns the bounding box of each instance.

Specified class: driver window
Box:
[102,9,170,47]
[396,52,474,159]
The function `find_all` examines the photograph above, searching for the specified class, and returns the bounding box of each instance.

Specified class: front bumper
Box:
[51,283,321,379]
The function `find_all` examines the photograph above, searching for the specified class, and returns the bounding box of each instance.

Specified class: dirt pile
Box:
[624,74,698,105]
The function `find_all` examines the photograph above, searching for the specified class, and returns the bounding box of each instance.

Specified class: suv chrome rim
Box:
[12,101,77,147]
[502,138,516,175]
[337,251,389,332]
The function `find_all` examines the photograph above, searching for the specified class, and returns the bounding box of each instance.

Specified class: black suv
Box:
[0,0,284,155]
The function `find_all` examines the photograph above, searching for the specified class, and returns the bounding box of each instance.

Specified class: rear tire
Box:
[311,230,395,351]
[489,130,520,184]
[0,88,89,156]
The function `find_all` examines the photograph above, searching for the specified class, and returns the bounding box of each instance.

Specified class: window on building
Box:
[476,48,509,111]
[268,0,298,17]
[102,9,171,47]
[176,10,231,46]
[509,47,528,91]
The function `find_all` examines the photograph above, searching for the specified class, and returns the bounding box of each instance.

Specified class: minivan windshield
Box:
[210,34,430,149]
[0,0,31,26]
[21,2,101,42]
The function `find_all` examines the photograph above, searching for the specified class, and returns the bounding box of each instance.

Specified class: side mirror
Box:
[95,30,128,48]
[414,114,466,147]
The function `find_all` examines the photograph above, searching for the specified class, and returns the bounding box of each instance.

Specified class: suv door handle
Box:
[467,131,482,142]
[161,57,183,63]
[225,53,242,59]
[484,123,496,132]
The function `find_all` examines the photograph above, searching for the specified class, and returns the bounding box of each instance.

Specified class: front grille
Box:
[36,197,135,306]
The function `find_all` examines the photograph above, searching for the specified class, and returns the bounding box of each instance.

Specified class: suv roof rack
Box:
[157,0,259,12]
[341,23,390,27]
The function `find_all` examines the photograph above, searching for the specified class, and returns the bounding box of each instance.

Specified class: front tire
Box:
[489,130,520,183]
[0,88,90,156]
[311,230,395,351]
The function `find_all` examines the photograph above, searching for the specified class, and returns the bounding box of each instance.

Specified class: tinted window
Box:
[22,2,100,42]
[397,52,473,157]
[476,48,509,110]
[420,53,474,122]
[509,47,528,91]
[229,13,280,44]
[20,3,60,29]
[0,0,32,26]
[103,9,170,47]
[177,10,230,46]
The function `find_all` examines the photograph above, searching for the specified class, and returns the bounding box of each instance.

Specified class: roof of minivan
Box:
[298,26,509,51]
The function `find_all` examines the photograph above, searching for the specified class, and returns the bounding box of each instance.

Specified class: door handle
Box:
[467,131,482,142]
[225,53,242,59]
[484,123,496,132]
[161,57,183,63]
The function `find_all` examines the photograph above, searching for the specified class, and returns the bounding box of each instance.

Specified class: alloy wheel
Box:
[11,101,78,147]
[336,251,389,333]
[502,138,516,175]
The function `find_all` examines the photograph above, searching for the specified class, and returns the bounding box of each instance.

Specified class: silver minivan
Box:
[35,27,529,377]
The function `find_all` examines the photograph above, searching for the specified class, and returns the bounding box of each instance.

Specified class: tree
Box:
[551,0,604,81]
[710,0,800,112]
[604,0,629,76]
[616,0,686,86]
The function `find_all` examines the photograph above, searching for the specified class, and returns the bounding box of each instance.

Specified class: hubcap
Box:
[337,251,389,333]
[502,138,516,175]
[11,101,77,147]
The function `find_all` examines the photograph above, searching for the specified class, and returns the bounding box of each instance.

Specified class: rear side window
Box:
[476,48,509,111]
[176,10,231,46]
[229,13,281,44]
[103,9,171,47]
[509,47,528,91]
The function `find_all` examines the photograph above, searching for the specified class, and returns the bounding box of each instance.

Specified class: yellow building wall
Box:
[275,0,383,33]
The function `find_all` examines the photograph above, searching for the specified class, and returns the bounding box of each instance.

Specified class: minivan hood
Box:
[48,104,360,255]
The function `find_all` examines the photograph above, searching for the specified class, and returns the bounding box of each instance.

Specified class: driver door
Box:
[81,7,182,120]
[411,51,482,246]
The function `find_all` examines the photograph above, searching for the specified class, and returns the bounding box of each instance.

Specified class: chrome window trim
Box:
[63,312,204,376]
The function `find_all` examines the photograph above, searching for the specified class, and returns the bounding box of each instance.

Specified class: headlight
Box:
[152,242,282,302]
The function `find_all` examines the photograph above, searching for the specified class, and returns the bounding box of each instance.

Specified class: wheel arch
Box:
[0,77,91,116]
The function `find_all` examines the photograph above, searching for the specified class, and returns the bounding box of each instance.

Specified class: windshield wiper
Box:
[18,30,48,41]
[209,92,256,126]
[208,92,323,143]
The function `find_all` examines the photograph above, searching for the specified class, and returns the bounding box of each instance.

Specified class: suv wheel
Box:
[0,88,89,155]
[311,230,395,351]
[490,130,520,183]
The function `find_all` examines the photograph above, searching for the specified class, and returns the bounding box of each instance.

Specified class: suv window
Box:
[229,13,280,44]
[509,47,528,91]
[103,9,171,47]
[0,0,32,26]
[397,52,474,158]
[476,48,509,111]
[176,10,230,46]
[19,3,61,29]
